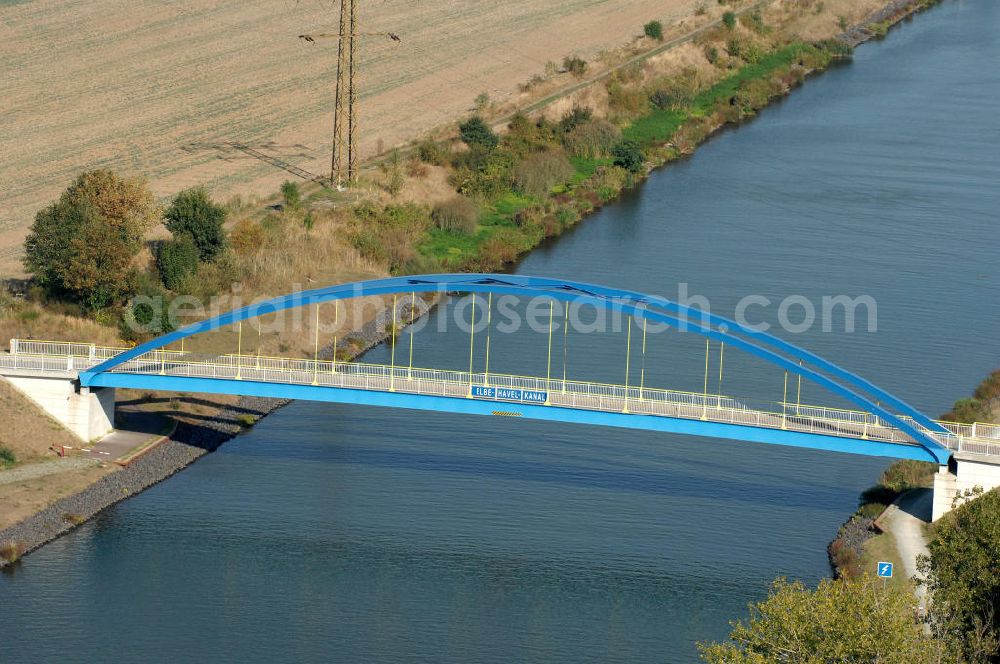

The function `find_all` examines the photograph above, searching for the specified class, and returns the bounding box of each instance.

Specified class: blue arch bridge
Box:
[3,275,1000,468]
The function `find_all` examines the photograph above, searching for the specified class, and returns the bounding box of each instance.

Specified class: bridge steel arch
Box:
[80,274,952,464]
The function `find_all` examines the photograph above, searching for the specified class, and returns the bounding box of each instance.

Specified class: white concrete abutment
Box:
[1,373,115,442]
[932,451,1000,521]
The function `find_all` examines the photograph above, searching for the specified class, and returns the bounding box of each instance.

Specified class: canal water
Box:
[4,2,998,662]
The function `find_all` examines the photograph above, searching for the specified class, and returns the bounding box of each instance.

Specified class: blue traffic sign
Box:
[877,561,893,578]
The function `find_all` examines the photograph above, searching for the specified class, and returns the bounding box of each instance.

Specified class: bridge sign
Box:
[471,385,547,404]
[877,561,893,578]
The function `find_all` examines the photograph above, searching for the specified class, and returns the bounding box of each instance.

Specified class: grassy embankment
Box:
[341,36,850,277]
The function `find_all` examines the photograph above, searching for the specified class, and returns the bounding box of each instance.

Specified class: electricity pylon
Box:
[300,0,400,188]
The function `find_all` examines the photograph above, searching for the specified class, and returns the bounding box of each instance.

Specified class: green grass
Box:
[568,156,612,184]
[617,43,814,148]
[419,226,494,267]
[622,107,688,146]
[692,43,814,114]
[860,532,914,592]
[492,191,533,217]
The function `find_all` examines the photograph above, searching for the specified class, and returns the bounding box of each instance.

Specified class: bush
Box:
[450,148,516,200]
[643,20,663,41]
[563,55,587,78]
[563,119,622,158]
[407,155,429,178]
[727,35,764,64]
[558,106,593,133]
[612,140,645,173]
[880,459,936,492]
[740,10,768,34]
[280,180,301,211]
[432,196,479,235]
[734,77,775,115]
[827,537,859,575]
[156,235,199,292]
[941,397,988,424]
[705,45,720,65]
[22,170,156,309]
[0,540,26,563]
[607,82,649,121]
[817,38,854,59]
[458,116,498,150]
[506,114,556,155]
[164,187,227,262]
[381,150,405,197]
[722,11,736,29]
[347,203,432,273]
[589,165,632,201]
[229,219,266,256]
[858,459,936,510]
[478,228,524,267]
[0,445,15,468]
[513,149,575,197]
[120,272,174,339]
[417,138,450,165]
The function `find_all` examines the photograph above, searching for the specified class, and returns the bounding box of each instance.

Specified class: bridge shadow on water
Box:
[227,429,858,513]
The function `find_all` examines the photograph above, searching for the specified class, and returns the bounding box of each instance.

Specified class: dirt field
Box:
[0,0,712,276]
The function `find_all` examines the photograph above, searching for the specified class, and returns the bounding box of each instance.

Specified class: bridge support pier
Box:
[2,375,115,443]
[932,452,1000,521]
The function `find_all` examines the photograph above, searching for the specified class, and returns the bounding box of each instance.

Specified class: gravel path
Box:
[0,457,99,486]
[878,488,933,608]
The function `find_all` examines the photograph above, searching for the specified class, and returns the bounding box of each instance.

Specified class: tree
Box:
[23,170,156,308]
[164,187,227,262]
[280,180,301,211]
[644,20,664,41]
[612,140,645,173]
[921,489,1000,662]
[722,11,737,29]
[459,116,498,150]
[699,576,950,663]
[64,211,140,310]
[563,55,587,79]
[156,235,199,292]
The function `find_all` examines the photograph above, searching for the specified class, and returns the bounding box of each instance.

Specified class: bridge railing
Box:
[8,339,1000,455]
[10,339,124,360]
[0,353,94,373]
[100,351,917,447]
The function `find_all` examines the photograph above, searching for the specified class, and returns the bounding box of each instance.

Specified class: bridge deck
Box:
[4,340,998,459]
